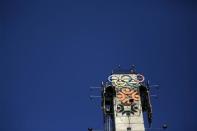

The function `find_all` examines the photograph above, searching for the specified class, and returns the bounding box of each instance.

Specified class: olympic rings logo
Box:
[108,74,144,87]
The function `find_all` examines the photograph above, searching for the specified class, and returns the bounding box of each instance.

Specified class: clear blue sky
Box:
[0,0,196,131]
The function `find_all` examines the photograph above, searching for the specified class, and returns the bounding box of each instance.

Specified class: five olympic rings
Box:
[108,74,145,87]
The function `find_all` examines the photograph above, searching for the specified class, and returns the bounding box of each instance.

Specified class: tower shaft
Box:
[102,72,151,131]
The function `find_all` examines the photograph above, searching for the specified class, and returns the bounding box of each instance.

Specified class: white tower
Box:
[101,68,152,131]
